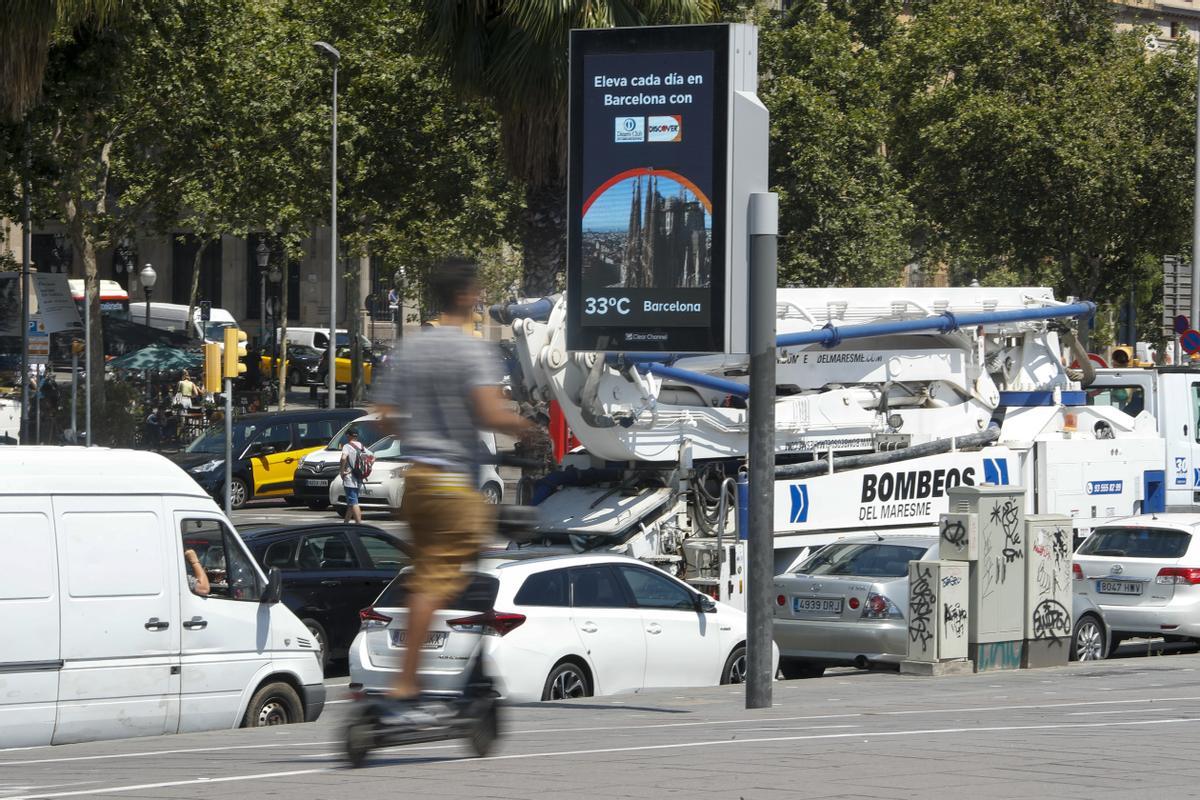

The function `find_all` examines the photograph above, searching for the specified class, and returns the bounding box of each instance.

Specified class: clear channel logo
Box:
[647,114,682,143]
[614,116,644,143]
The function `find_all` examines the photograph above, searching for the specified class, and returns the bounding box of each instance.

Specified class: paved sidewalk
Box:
[6,651,1200,800]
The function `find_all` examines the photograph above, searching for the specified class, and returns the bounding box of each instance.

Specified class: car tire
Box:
[302,618,330,673]
[777,658,825,680]
[307,499,330,511]
[1071,614,1109,662]
[242,681,303,728]
[481,482,502,505]
[228,477,249,510]
[541,660,591,701]
[286,370,298,389]
[283,496,302,507]
[720,645,747,685]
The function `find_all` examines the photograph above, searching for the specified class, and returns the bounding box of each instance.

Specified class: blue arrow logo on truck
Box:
[789,484,809,523]
[983,458,1010,486]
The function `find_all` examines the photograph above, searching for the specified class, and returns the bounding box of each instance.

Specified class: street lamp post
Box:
[139,263,157,405]
[313,40,340,410]
[256,238,270,348]
[268,263,282,399]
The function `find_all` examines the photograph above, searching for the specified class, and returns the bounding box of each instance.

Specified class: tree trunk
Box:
[277,263,289,412]
[521,181,566,297]
[186,238,211,338]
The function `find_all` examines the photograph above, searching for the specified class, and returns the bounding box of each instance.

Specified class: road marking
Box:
[0,741,341,767]
[8,717,1200,798]
[515,712,862,735]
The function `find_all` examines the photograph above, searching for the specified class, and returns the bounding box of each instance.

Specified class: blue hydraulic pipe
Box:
[776,301,1096,349]
[489,297,555,325]
[623,301,1095,399]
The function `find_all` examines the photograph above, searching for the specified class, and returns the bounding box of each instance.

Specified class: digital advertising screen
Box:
[567,25,730,353]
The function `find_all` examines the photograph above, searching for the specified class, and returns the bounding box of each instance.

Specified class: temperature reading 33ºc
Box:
[584,296,631,316]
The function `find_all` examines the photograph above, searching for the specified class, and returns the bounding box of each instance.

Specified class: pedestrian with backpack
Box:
[340,427,373,524]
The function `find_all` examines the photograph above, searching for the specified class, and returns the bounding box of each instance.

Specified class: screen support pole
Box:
[745,191,777,710]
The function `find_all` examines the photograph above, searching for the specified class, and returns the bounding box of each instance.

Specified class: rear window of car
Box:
[795,542,930,578]
[1077,527,1191,559]
[514,569,569,606]
[376,572,499,612]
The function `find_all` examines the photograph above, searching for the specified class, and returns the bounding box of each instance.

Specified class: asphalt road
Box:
[7,647,1200,800]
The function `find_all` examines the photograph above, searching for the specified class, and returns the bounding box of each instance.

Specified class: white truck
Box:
[494,287,1177,609]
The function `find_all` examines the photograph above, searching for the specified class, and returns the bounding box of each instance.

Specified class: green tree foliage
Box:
[888,0,1195,343]
[760,4,914,287]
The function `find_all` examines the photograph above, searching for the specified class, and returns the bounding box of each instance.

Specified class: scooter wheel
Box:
[468,703,500,757]
[344,709,378,768]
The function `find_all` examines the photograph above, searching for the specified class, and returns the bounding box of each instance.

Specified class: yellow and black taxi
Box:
[170,408,363,509]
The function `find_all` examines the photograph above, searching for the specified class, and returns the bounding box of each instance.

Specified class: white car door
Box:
[567,565,646,696]
[614,564,721,688]
[176,513,270,732]
[55,495,181,744]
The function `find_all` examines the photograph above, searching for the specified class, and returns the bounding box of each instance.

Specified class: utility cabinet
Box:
[946,485,1026,645]
[1023,514,1073,668]
[905,560,969,662]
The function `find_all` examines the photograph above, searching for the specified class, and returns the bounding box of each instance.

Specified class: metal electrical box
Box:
[906,560,969,662]
[939,512,978,561]
[1023,514,1073,667]
[946,485,1026,644]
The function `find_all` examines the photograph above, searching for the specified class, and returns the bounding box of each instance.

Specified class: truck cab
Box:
[1090,367,1200,511]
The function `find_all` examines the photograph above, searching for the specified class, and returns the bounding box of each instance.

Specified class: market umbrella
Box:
[106,344,203,372]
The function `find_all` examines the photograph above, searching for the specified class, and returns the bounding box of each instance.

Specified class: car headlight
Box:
[191,459,224,473]
[388,465,407,479]
[297,454,308,468]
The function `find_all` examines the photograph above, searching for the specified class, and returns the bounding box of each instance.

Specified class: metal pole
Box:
[327,63,338,410]
[260,269,267,349]
[224,377,233,515]
[746,191,778,710]
[84,287,92,447]
[1192,41,1200,326]
[70,348,78,441]
[145,287,152,405]
[20,123,31,444]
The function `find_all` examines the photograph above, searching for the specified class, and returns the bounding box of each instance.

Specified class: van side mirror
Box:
[262,567,283,604]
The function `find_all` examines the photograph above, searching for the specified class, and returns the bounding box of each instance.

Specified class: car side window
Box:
[570,565,629,608]
[297,420,335,448]
[254,423,293,453]
[180,519,262,601]
[357,533,409,570]
[615,565,696,611]
[514,569,570,606]
[262,539,297,570]
[298,532,359,570]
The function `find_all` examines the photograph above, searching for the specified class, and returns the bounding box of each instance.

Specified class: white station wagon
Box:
[1072,514,1200,660]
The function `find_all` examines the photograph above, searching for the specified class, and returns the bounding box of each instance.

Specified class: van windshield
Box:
[326,419,386,450]
[201,321,235,341]
[187,423,258,455]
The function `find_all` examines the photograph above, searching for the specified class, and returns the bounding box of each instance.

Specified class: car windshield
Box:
[186,422,258,455]
[325,419,386,450]
[1077,527,1191,559]
[201,320,235,341]
[795,542,930,578]
[289,344,320,357]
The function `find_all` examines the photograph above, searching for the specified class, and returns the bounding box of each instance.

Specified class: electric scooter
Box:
[344,503,539,766]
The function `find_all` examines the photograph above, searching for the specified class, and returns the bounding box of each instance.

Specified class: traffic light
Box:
[1110,345,1134,368]
[223,328,248,379]
[204,342,222,392]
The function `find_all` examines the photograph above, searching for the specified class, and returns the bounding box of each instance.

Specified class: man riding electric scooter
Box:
[356,257,533,747]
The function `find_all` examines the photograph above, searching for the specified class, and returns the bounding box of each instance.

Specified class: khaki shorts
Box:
[400,463,492,602]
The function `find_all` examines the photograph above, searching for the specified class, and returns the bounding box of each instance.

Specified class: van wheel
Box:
[283,496,302,507]
[720,645,747,685]
[228,477,249,510]
[243,682,302,727]
[481,482,502,505]
[302,618,329,673]
[542,661,591,701]
[307,500,330,511]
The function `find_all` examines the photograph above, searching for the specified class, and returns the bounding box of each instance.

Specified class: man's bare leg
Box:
[393,591,438,699]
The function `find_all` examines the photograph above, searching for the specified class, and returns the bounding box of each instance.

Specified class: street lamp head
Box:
[256,239,270,269]
[312,40,341,64]
[139,263,157,289]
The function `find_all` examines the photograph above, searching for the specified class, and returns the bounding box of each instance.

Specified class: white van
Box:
[279,326,370,352]
[129,301,238,344]
[0,448,325,748]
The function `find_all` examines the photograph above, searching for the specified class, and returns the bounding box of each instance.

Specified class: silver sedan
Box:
[772,535,938,678]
